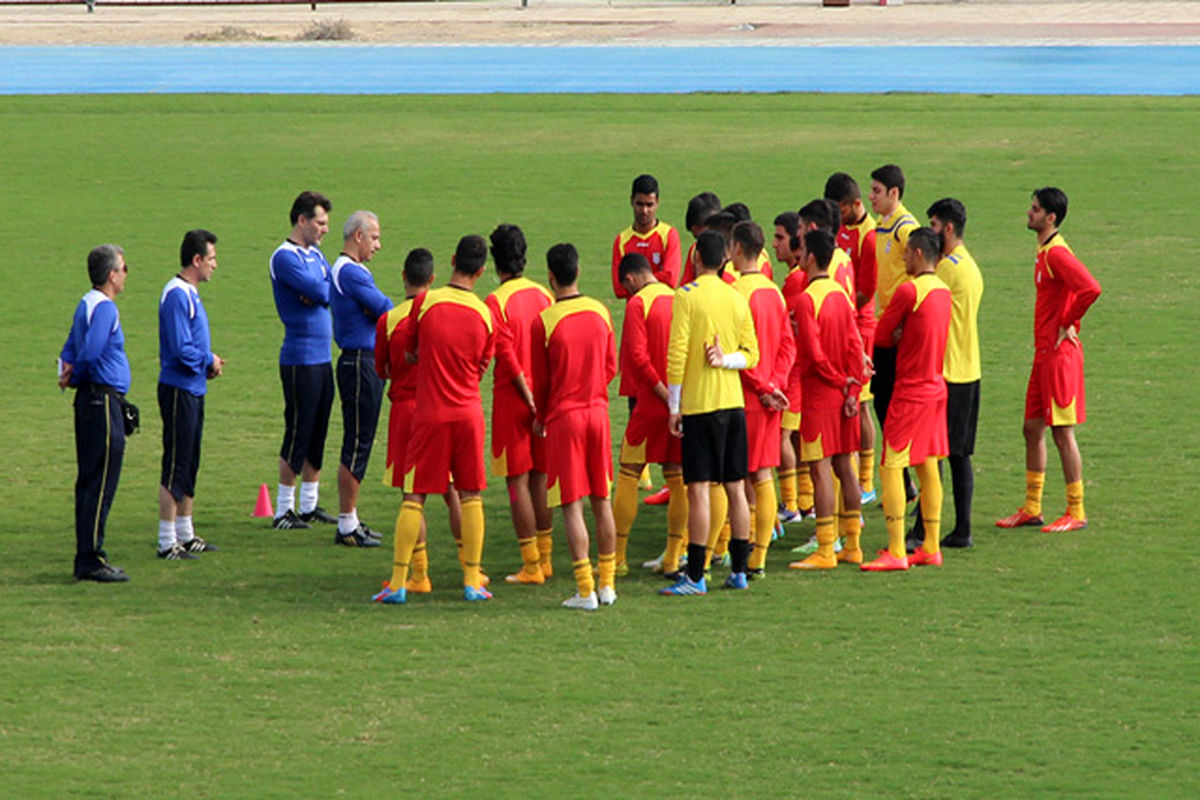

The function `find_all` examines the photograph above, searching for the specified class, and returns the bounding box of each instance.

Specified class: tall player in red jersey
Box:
[776,211,816,527]
[862,228,952,572]
[484,225,557,586]
[611,173,682,298]
[996,187,1101,533]
[531,243,619,610]
[372,236,496,604]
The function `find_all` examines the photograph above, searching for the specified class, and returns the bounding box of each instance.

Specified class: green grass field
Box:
[1,93,1197,798]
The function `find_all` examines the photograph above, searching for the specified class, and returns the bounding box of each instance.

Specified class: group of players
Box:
[59,166,1101,609]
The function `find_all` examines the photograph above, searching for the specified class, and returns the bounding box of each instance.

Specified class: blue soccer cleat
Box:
[463,585,492,602]
[861,488,878,505]
[372,583,407,604]
[658,575,707,596]
[771,521,786,541]
[723,571,749,590]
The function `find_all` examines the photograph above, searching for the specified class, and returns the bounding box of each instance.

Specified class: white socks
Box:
[299,481,319,515]
[158,519,176,551]
[338,510,359,535]
[176,515,194,544]
[277,484,296,517]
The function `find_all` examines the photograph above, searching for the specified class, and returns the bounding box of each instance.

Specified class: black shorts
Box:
[279,362,334,474]
[681,408,748,484]
[337,348,385,481]
[946,380,980,457]
[158,382,204,501]
[871,345,898,427]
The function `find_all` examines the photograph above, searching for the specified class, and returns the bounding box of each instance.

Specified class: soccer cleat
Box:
[1042,513,1088,533]
[479,571,492,588]
[860,551,909,572]
[860,488,878,505]
[404,575,433,594]
[360,524,383,542]
[562,592,599,611]
[771,521,786,541]
[723,571,749,590]
[157,543,199,561]
[615,560,629,578]
[463,585,492,602]
[837,547,864,565]
[77,563,130,582]
[746,567,766,581]
[800,506,817,520]
[596,586,617,606]
[180,537,216,553]
[777,504,803,525]
[712,552,731,568]
[659,575,707,596]
[791,534,819,556]
[908,547,944,567]
[539,561,553,579]
[789,552,837,570]
[662,568,685,582]
[272,509,311,530]
[300,506,337,525]
[335,525,381,548]
[372,583,407,604]
[642,551,666,572]
[905,535,923,555]
[504,568,545,585]
[643,486,671,506]
[833,537,844,554]
[940,531,973,548]
[995,508,1044,529]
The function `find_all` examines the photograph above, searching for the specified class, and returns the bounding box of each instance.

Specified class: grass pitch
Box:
[1,93,1197,798]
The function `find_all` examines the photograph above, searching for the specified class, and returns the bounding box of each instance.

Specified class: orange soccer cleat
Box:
[836,547,864,565]
[1042,513,1088,533]
[788,552,837,570]
[860,551,909,572]
[995,508,1044,529]
[907,547,943,567]
[505,568,546,585]
[405,575,433,594]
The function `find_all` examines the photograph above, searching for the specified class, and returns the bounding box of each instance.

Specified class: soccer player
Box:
[862,228,952,572]
[330,210,392,547]
[372,236,496,605]
[787,229,868,570]
[614,253,686,576]
[59,244,132,582]
[679,191,722,287]
[375,248,465,595]
[269,191,335,530]
[777,212,816,527]
[611,173,682,298]
[530,244,619,610]
[156,229,224,561]
[485,224,556,585]
[660,230,760,596]
[826,171,880,503]
[730,221,794,578]
[996,187,1101,533]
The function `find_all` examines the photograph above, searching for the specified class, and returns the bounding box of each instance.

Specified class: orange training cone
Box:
[253,483,274,518]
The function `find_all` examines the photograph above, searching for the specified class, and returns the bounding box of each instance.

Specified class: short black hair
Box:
[489,224,527,276]
[731,221,765,260]
[803,229,836,272]
[870,164,906,199]
[695,231,727,270]
[180,229,217,268]
[823,172,861,204]
[722,202,752,223]
[798,198,842,234]
[685,192,722,231]
[453,235,488,276]
[1033,186,1069,226]
[908,227,942,266]
[926,197,967,237]
[87,244,124,287]
[546,243,579,286]
[631,174,659,198]
[289,190,331,225]
[617,252,652,284]
[702,210,738,242]
[403,248,434,286]
[773,211,800,238]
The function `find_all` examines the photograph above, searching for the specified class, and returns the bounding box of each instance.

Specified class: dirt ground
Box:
[1,0,1198,46]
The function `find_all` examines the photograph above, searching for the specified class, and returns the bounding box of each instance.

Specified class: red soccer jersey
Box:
[620,281,675,413]
[831,248,855,299]
[612,222,682,298]
[402,285,495,423]
[837,213,878,324]
[875,273,952,403]
[1033,233,1101,355]
[796,276,866,395]
[486,277,554,399]
[375,295,419,404]
[531,295,617,424]
[735,272,795,404]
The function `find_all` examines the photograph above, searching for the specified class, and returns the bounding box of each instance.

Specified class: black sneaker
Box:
[662,568,685,582]
[940,531,974,549]
[335,525,381,548]
[157,543,199,561]
[746,567,766,581]
[180,537,217,553]
[78,563,130,582]
[299,506,337,525]
[272,509,311,530]
[360,523,383,542]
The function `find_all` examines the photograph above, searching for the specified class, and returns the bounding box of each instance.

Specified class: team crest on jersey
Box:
[652,253,661,265]
[884,240,892,253]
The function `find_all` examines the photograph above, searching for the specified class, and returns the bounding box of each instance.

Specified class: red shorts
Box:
[745,404,782,472]
[491,390,544,477]
[800,384,860,462]
[544,406,612,507]
[1025,343,1086,426]
[620,403,680,466]
[883,393,948,468]
[383,397,415,488]
[403,415,487,494]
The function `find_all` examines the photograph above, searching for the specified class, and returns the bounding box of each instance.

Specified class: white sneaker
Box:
[834,537,844,554]
[642,550,666,572]
[596,586,617,606]
[562,592,599,611]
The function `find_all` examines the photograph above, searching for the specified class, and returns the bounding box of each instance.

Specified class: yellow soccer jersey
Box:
[667,274,759,416]
[936,243,984,383]
[874,203,919,316]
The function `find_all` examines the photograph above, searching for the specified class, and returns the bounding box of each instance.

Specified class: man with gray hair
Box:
[59,244,133,582]
[330,210,393,546]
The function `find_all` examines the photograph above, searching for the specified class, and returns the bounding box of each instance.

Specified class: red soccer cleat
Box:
[643,486,671,506]
[907,547,943,567]
[1042,513,1088,533]
[860,551,909,572]
[995,508,1044,529]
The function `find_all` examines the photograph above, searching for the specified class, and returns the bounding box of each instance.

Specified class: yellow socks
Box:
[638,464,653,490]
[705,484,729,569]
[460,496,485,588]
[915,460,942,554]
[663,470,687,571]
[410,542,429,584]
[815,516,837,560]
[882,466,907,559]
[1066,480,1086,520]
[1024,470,1046,517]
[536,527,553,575]
[859,448,875,494]
[518,536,542,577]
[389,500,423,588]
[778,467,798,513]
[573,557,594,598]
[613,467,641,566]
[838,511,861,554]
[598,552,616,591]
[797,464,815,511]
[748,478,776,570]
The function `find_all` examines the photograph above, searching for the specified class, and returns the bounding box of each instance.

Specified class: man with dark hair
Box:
[270,190,335,530]
[863,227,952,572]
[156,229,224,561]
[330,210,392,547]
[373,235,496,605]
[485,224,556,585]
[996,187,1101,534]
[772,211,800,271]
[59,244,132,582]
[680,191,722,286]
[660,231,759,596]
[531,243,619,609]
[612,173,681,298]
